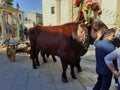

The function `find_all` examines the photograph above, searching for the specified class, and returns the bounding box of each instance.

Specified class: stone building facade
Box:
[42,0,120,28]
[24,13,42,29]
[0,0,24,39]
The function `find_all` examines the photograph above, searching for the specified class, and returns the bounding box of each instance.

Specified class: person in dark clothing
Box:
[112,28,120,86]
[20,24,24,37]
[93,28,116,90]
[113,60,119,86]
[24,27,28,39]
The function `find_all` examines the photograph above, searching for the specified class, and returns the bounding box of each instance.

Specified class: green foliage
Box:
[39,16,43,25]
[6,0,14,5]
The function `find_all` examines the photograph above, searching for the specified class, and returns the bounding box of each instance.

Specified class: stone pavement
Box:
[0,45,86,90]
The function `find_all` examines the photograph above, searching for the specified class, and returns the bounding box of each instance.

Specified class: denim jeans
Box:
[118,82,120,90]
[93,73,112,90]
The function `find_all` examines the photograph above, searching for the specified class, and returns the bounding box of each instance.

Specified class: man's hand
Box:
[113,71,120,78]
[96,31,104,40]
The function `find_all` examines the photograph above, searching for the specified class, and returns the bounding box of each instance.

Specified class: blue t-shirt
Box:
[94,39,115,74]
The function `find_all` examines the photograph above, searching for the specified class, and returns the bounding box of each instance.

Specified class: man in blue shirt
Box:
[93,28,116,90]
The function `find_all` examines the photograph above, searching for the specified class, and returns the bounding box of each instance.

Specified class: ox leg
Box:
[35,49,40,66]
[52,55,57,62]
[41,51,47,63]
[70,65,77,79]
[32,58,37,69]
[75,58,82,72]
[29,49,32,59]
[30,48,39,69]
[32,56,37,69]
[61,59,68,83]
[31,49,37,69]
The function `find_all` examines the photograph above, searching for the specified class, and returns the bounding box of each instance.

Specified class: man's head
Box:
[104,28,115,41]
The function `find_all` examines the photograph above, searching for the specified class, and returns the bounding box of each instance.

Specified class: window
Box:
[51,7,55,14]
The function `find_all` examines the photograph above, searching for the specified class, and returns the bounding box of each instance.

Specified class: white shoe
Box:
[115,83,118,87]
[86,87,93,90]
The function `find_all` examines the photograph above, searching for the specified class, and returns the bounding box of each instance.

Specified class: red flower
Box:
[75,0,80,7]
[85,1,92,9]
[92,2,99,11]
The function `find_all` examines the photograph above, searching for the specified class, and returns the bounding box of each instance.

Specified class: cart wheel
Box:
[27,47,30,54]
[6,46,15,62]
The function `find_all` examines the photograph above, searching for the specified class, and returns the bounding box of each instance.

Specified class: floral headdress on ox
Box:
[85,0,102,16]
[74,0,102,23]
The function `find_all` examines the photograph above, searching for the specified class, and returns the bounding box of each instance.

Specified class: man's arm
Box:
[104,51,120,78]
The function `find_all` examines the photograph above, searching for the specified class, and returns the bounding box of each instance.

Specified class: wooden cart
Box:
[5,37,30,62]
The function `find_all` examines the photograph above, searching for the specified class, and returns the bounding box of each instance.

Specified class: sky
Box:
[13,0,42,15]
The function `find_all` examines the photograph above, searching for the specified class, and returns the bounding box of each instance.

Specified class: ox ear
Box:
[72,24,83,40]
[77,24,87,37]
[72,31,78,40]
[77,24,83,36]
[76,24,89,44]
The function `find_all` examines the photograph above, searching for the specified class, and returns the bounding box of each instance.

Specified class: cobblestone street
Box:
[0,45,118,90]
[0,45,86,90]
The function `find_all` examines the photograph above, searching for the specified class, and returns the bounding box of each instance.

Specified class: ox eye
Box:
[93,27,98,32]
[112,35,115,37]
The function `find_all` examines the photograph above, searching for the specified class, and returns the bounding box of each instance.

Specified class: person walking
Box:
[111,27,120,87]
[93,28,116,90]
[112,27,120,48]
[20,24,24,37]
[104,47,120,90]
[24,27,28,39]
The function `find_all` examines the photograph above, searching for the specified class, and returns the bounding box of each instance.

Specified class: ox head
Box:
[88,19,107,44]
[72,19,107,47]
[87,18,120,47]
[91,19,107,36]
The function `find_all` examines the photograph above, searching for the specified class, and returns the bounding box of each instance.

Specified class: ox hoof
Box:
[77,68,82,72]
[37,63,40,66]
[44,62,47,63]
[43,60,47,63]
[72,75,77,79]
[62,78,68,83]
[53,60,57,62]
[37,64,40,66]
[33,66,37,69]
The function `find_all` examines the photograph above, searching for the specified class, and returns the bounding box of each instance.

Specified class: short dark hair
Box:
[104,28,115,37]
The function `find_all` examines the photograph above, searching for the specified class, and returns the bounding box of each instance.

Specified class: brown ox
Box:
[29,20,108,83]
[29,22,91,83]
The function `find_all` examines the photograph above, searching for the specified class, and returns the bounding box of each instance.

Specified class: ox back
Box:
[36,31,84,57]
